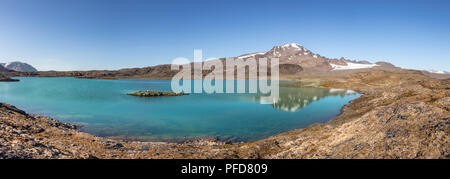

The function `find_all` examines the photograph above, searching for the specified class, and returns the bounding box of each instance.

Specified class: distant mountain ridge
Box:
[1,61,38,72]
[9,43,400,79]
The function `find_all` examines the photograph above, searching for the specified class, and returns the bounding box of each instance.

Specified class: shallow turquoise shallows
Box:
[0,77,360,142]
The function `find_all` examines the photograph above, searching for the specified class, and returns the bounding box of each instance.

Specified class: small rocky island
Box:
[127,91,187,97]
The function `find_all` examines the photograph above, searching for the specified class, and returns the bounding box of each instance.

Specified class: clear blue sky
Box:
[0,0,449,71]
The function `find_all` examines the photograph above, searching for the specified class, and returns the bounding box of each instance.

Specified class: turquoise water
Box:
[0,77,360,142]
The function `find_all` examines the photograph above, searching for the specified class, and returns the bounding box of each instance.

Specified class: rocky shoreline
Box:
[1,70,449,159]
[0,75,19,82]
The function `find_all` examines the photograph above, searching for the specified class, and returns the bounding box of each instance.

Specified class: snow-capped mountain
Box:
[1,61,38,72]
[233,43,390,72]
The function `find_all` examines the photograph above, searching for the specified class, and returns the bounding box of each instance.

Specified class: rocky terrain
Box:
[1,69,448,159]
[239,70,449,158]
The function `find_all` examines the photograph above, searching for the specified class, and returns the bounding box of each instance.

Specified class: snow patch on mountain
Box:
[238,52,265,59]
[281,43,302,49]
[428,70,449,74]
[331,62,378,70]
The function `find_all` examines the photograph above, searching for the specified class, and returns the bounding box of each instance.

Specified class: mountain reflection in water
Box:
[255,87,357,112]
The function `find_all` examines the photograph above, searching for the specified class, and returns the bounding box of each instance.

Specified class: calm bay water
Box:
[0,77,360,142]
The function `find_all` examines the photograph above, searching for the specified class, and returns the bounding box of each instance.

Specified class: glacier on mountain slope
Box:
[330,62,378,70]
[237,52,265,59]
[428,70,450,74]
[281,43,302,49]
